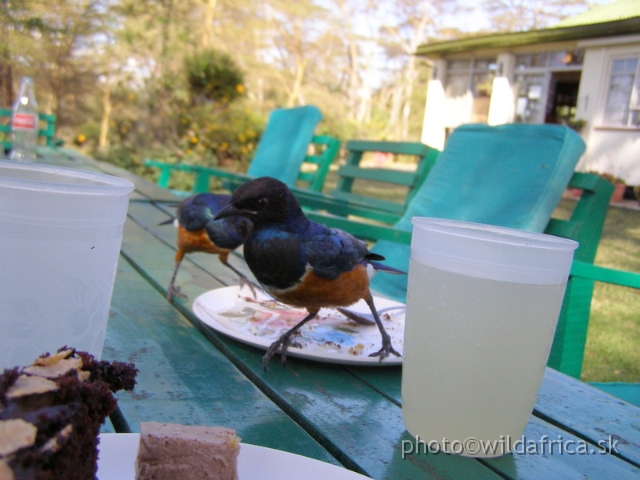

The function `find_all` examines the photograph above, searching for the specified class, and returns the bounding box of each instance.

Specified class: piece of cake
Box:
[135,422,240,480]
[0,347,137,480]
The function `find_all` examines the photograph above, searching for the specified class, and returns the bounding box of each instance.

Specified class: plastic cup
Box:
[0,160,134,370]
[401,217,577,457]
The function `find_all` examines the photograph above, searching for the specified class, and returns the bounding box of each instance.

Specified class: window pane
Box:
[448,60,471,71]
[516,53,548,69]
[514,73,546,124]
[611,58,638,73]
[446,73,469,97]
[604,74,633,125]
[549,50,584,67]
[474,58,496,71]
[472,72,494,97]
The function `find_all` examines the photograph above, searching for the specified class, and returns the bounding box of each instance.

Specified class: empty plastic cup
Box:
[402,217,577,457]
[0,160,134,370]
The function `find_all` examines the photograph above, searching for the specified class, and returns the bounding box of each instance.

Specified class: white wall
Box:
[420,37,640,186]
[576,36,640,185]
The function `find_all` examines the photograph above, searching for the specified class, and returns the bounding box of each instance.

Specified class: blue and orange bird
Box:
[164,193,255,301]
[215,177,404,369]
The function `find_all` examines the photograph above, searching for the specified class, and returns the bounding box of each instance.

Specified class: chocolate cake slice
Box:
[0,348,137,480]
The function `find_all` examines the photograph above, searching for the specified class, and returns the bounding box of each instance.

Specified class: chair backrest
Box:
[297,140,440,225]
[330,140,440,222]
[246,105,323,186]
[0,107,57,149]
[369,123,586,301]
[295,134,341,191]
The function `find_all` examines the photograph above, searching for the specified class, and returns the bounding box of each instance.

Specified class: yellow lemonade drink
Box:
[401,218,577,457]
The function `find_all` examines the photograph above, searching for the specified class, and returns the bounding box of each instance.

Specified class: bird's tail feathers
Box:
[159,217,176,226]
[370,261,405,275]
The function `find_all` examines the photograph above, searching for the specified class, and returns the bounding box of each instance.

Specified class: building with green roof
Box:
[416,0,640,186]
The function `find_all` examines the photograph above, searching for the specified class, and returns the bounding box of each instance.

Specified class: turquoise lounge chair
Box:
[368,123,586,301]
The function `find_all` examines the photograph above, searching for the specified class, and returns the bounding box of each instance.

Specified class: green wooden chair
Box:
[0,107,58,152]
[144,105,339,195]
[293,140,440,224]
[298,123,640,381]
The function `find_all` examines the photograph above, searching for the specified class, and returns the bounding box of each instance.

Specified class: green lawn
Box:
[580,202,640,382]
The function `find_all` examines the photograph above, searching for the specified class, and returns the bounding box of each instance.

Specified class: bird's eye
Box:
[257,197,268,209]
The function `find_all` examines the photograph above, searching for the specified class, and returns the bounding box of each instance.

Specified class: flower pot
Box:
[610,183,626,203]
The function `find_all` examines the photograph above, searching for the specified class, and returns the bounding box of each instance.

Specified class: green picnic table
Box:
[35,146,640,479]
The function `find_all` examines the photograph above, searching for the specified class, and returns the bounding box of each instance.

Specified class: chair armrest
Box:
[143,160,252,193]
[292,188,403,225]
[570,261,640,289]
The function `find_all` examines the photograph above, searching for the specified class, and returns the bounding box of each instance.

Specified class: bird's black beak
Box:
[214,203,257,221]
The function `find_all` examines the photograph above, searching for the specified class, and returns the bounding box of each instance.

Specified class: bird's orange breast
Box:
[175,226,230,261]
[269,264,370,310]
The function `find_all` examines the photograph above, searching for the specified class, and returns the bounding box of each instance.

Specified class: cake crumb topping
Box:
[32,349,74,367]
[0,419,37,456]
[6,375,59,399]
[23,356,83,379]
[40,424,73,453]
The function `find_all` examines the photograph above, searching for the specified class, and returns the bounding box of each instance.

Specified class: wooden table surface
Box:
[36,147,640,479]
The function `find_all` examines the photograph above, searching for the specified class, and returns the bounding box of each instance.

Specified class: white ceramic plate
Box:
[192,285,405,365]
[97,433,371,479]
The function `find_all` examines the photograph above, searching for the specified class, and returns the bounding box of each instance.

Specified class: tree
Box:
[376,0,462,139]
[482,0,590,32]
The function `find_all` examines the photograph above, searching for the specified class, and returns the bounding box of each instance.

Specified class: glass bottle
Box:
[9,76,38,161]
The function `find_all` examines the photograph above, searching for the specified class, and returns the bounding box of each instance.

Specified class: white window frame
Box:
[602,54,640,128]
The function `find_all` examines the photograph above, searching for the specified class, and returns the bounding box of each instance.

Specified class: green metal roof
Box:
[555,0,640,27]
[416,0,640,57]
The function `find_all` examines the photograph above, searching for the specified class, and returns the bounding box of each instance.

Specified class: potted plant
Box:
[598,172,626,203]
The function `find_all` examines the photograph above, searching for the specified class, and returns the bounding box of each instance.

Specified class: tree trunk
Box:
[99,78,111,149]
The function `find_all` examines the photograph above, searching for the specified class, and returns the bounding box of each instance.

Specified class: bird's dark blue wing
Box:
[304,221,371,280]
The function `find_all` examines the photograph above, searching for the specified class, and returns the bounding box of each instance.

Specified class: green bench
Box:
[293,139,440,224]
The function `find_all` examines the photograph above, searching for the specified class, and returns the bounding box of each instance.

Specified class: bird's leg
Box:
[219,254,262,299]
[364,292,402,361]
[263,309,319,371]
[166,255,187,302]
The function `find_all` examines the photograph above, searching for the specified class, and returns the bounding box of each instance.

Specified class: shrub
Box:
[185,49,245,106]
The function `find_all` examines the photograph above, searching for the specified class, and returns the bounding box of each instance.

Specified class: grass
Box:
[580,202,640,383]
[319,167,640,383]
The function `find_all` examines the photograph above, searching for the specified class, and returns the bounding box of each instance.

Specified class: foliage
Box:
[1,0,597,174]
[94,100,265,192]
[588,171,625,185]
[481,0,590,32]
[185,49,245,106]
[174,102,263,169]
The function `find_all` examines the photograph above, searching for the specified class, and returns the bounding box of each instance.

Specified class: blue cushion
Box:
[248,105,323,186]
[371,123,586,302]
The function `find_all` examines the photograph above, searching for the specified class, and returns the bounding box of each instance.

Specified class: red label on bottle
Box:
[12,113,37,130]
